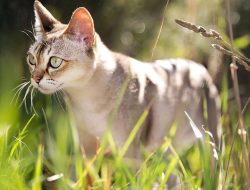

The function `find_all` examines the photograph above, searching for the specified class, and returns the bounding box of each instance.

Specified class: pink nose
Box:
[33,76,42,84]
[32,69,44,84]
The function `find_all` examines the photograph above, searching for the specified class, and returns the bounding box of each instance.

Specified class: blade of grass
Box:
[158,156,178,189]
[119,96,156,158]
[9,114,35,160]
[118,108,149,158]
[0,125,10,159]
[31,144,44,190]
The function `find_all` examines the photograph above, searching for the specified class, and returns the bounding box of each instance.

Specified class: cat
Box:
[27,0,221,157]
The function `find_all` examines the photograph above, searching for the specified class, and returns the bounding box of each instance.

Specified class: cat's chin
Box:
[31,83,59,95]
[37,87,58,95]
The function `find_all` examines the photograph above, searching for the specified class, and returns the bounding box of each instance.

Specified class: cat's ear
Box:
[34,0,60,38]
[63,8,95,48]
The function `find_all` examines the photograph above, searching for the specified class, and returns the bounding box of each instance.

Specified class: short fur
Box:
[27,1,221,157]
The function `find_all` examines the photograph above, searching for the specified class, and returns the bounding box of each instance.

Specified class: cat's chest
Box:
[71,100,111,137]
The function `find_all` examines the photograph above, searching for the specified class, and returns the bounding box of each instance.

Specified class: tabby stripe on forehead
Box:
[34,45,40,52]
[35,43,46,57]
[46,46,52,55]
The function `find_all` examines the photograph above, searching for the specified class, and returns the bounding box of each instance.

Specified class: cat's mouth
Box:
[31,79,63,94]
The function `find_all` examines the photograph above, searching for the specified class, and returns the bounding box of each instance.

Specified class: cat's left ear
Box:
[63,8,95,48]
[34,0,60,39]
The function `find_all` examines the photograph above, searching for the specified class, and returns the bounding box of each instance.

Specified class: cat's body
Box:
[27,1,220,157]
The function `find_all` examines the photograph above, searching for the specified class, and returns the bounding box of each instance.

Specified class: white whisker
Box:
[19,30,34,42]
[55,91,65,112]
[24,85,32,114]
[59,89,66,97]
[19,84,32,113]
[30,87,39,116]
[16,83,30,105]
[12,81,29,92]
[11,81,30,104]
[24,29,35,40]
[30,86,34,113]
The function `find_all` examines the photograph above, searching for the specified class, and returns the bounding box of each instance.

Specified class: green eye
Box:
[27,53,36,66]
[49,57,63,69]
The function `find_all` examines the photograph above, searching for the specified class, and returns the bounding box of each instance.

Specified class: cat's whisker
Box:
[15,82,31,105]
[24,85,32,114]
[30,87,39,116]
[19,84,32,113]
[30,87,33,113]
[19,30,34,42]
[11,81,30,105]
[57,89,63,96]
[55,91,65,112]
[12,81,29,92]
[24,29,36,40]
[30,86,33,113]
[59,90,67,103]
[60,89,67,97]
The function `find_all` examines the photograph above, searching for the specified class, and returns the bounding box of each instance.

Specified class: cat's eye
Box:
[49,57,63,69]
[27,53,36,66]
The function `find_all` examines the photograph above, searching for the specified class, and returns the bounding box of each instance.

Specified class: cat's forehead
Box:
[29,37,58,54]
[29,23,67,51]
[28,35,86,61]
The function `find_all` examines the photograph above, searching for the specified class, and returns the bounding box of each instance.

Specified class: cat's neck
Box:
[64,35,123,111]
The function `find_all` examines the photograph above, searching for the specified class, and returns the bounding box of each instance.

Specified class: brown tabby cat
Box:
[26,0,220,157]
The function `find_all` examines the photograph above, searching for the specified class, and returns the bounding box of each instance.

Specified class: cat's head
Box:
[27,0,96,94]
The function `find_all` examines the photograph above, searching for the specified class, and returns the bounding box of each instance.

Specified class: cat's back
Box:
[154,58,211,87]
[113,52,211,87]
[112,52,215,102]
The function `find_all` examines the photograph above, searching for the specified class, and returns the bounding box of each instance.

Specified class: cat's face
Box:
[27,1,96,94]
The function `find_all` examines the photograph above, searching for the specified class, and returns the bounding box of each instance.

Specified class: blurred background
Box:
[0,0,250,188]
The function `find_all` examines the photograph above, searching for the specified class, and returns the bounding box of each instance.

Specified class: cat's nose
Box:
[33,76,42,84]
[32,69,44,84]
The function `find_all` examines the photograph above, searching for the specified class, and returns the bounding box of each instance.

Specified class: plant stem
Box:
[225,0,250,188]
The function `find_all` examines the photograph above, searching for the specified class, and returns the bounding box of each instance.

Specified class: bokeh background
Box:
[0,0,250,188]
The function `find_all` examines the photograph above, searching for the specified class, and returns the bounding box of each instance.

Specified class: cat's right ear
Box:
[34,0,60,39]
[63,8,95,48]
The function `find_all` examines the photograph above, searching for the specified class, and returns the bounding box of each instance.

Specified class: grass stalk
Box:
[225,0,250,188]
[32,144,44,190]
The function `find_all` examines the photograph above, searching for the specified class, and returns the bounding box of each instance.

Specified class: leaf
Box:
[234,35,250,49]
